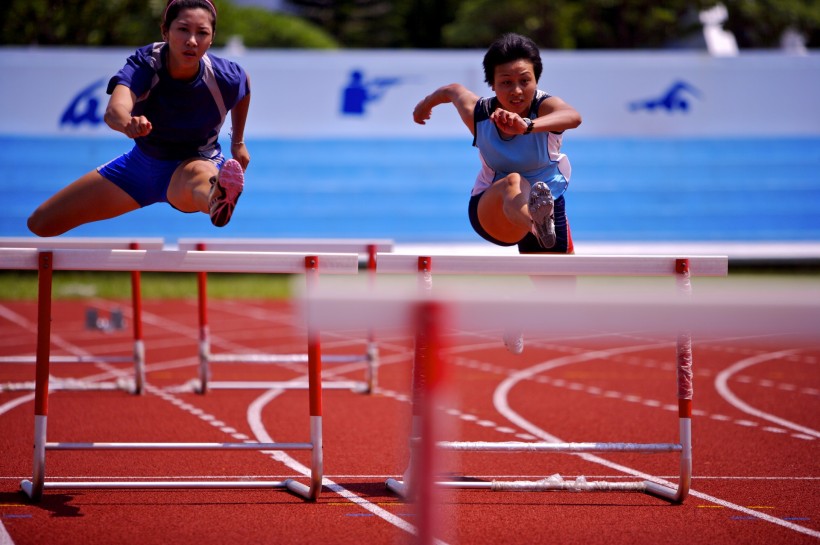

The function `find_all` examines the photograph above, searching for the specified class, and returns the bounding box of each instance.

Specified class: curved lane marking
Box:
[715,349,820,439]
[493,346,820,540]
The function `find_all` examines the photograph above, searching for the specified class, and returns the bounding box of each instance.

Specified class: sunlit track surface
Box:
[1,295,818,545]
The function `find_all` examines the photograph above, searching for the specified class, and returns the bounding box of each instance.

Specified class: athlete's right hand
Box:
[124,116,152,138]
[413,98,433,125]
[413,101,433,125]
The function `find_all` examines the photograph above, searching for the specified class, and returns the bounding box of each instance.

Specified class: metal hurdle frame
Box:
[0,237,164,395]
[175,238,394,394]
[0,247,360,502]
[374,253,729,505]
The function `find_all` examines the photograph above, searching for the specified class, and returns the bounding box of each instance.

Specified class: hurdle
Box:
[0,247,359,502]
[0,237,164,394]
[299,270,819,543]
[176,238,394,394]
[372,253,729,505]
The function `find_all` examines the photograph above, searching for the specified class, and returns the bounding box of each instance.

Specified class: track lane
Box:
[2,299,818,544]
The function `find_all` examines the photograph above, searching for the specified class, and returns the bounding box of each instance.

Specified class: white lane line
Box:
[0,520,15,545]
[246,388,449,545]
[0,394,34,417]
[0,304,130,414]
[715,350,820,439]
[493,348,820,540]
[449,346,812,442]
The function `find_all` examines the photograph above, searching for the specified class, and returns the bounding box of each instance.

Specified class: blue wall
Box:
[4,135,819,242]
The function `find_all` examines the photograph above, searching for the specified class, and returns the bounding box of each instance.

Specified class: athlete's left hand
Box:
[491,109,527,136]
[231,142,250,170]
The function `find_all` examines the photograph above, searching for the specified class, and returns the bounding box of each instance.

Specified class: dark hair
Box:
[482,33,542,86]
[162,0,218,33]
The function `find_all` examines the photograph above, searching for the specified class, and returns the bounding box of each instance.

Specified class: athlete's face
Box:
[491,59,537,117]
[163,7,214,80]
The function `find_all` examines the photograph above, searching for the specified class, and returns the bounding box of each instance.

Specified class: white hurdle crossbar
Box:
[375,253,728,505]
[176,238,394,394]
[0,247,359,502]
[0,237,164,394]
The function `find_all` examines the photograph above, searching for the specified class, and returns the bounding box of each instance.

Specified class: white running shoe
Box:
[209,159,244,227]
[529,181,555,249]
[503,328,524,355]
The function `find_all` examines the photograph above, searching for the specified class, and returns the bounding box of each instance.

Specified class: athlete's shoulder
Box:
[534,89,552,104]
[530,89,552,116]
[474,96,496,123]
[128,42,165,69]
[205,53,246,80]
[108,43,164,95]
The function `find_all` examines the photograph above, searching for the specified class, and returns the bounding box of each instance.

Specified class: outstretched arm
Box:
[228,74,251,170]
[491,95,582,136]
[413,83,479,135]
[534,95,582,132]
[104,84,152,138]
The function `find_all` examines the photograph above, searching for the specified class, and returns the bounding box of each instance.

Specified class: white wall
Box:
[1,47,818,139]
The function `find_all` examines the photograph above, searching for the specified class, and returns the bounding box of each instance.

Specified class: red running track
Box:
[0,297,818,545]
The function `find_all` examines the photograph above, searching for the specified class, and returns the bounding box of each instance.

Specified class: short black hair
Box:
[482,33,542,86]
[162,0,217,33]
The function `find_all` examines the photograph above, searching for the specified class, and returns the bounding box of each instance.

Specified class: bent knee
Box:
[501,172,523,186]
[495,173,528,194]
[27,212,61,238]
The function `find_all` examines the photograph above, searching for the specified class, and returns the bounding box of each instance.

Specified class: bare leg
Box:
[166,158,218,213]
[476,173,533,244]
[27,170,140,237]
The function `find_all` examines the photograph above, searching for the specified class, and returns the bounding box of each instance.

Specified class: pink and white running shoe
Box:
[209,159,244,227]
[503,328,524,355]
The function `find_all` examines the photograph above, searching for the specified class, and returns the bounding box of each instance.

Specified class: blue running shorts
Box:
[98,146,224,208]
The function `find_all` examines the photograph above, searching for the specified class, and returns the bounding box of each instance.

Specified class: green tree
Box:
[1,0,338,48]
[285,0,461,47]
[218,4,338,48]
[284,0,402,47]
[3,0,817,49]
[392,0,462,47]
[723,0,820,48]
[441,0,720,49]
[2,0,159,46]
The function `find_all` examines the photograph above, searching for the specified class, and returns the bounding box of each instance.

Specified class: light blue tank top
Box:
[471,90,571,198]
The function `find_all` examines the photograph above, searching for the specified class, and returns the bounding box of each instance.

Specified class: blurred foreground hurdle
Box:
[176,238,393,394]
[0,237,163,394]
[302,253,819,540]
[0,247,359,502]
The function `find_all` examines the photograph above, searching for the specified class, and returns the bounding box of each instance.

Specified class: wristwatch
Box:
[523,118,534,134]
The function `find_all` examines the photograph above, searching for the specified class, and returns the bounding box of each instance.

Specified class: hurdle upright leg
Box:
[129,242,146,395]
[364,244,379,393]
[644,258,693,503]
[195,243,210,394]
[284,256,324,501]
[21,252,54,501]
[386,256,433,497]
[413,300,449,545]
